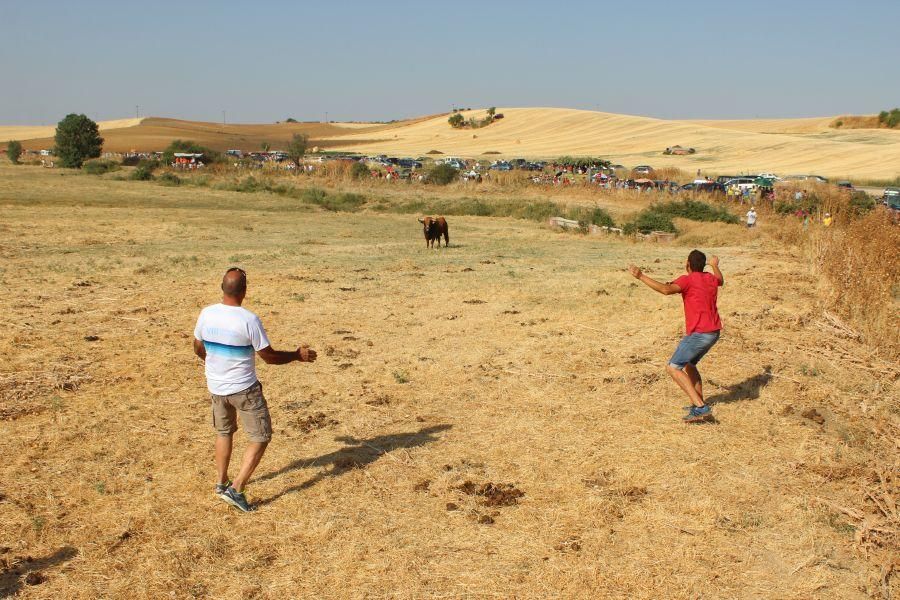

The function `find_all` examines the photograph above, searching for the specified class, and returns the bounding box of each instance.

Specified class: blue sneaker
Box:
[220,486,255,512]
[683,405,712,422]
[215,481,231,497]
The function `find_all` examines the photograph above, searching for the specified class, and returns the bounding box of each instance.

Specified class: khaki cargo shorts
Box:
[210,381,272,443]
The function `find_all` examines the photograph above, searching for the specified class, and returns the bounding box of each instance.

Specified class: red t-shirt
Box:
[672,271,722,334]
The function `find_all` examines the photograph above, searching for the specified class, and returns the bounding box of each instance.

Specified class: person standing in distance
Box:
[628,250,723,422]
[193,267,317,512]
[746,206,758,228]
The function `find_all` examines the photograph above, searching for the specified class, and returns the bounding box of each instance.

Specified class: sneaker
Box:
[220,486,255,512]
[683,405,712,422]
[215,481,231,497]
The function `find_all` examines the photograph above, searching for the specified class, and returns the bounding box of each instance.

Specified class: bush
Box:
[564,206,616,228]
[54,114,103,168]
[130,165,154,181]
[157,172,182,186]
[849,191,875,216]
[427,164,459,185]
[623,209,678,235]
[287,133,308,166]
[448,113,464,128]
[878,108,900,129]
[653,200,739,224]
[6,140,23,164]
[82,159,119,175]
[350,161,370,180]
[818,211,899,355]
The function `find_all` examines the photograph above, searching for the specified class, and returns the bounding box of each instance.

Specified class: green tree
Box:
[287,133,309,167]
[54,114,103,168]
[285,117,298,123]
[448,113,464,128]
[487,107,496,118]
[6,140,23,164]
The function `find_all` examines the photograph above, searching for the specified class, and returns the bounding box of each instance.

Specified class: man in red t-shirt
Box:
[628,250,724,422]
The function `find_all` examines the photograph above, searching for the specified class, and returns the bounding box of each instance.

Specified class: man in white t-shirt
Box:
[193,267,317,512]
[746,207,758,228]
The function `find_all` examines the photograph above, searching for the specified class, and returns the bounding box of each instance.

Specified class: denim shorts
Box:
[669,331,720,369]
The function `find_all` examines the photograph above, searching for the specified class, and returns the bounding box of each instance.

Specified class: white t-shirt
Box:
[194,304,271,395]
[746,210,757,225]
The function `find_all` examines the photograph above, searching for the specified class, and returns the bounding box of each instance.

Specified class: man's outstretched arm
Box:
[257,345,317,365]
[708,255,724,285]
[627,265,682,295]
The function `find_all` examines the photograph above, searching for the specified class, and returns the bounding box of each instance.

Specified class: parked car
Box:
[723,177,758,191]
[783,174,829,184]
[490,161,512,171]
[716,175,740,185]
[883,187,900,205]
[632,165,653,175]
[397,158,422,169]
[681,182,726,194]
[836,181,854,191]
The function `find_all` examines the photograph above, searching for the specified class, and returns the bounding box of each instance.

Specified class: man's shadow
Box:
[256,424,451,506]
[707,367,773,405]
[0,546,77,596]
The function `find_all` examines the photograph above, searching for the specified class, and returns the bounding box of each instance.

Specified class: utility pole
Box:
[135,105,139,118]
[222,110,226,126]
[325,111,328,123]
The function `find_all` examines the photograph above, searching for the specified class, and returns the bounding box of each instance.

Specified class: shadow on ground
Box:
[708,367,773,404]
[0,546,77,596]
[256,424,451,506]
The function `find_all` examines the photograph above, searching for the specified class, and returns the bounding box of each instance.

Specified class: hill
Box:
[4,109,899,179]
[328,107,900,179]
[0,118,145,145]
[9,117,396,154]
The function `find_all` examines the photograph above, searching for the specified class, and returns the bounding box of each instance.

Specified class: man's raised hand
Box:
[709,255,719,268]
[297,346,317,363]
[628,265,642,279]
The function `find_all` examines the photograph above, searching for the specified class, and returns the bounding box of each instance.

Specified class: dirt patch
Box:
[463,299,486,304]
[802,408,825,424]
[455,481,525,507]
[555,536,582,553]
[413,480,431,492]
[295,412,338,433]
[364,394,391,407]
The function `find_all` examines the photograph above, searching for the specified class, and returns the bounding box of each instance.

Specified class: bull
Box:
[417,216,449,248]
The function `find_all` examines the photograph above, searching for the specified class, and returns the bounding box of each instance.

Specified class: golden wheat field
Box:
[329,108,900,180]
[5,108,900,181]
[0,164,897,599]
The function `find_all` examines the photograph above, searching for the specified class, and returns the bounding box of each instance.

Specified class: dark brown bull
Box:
[417,216,449,248]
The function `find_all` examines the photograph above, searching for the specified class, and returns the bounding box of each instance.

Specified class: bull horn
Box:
[417,217,424,223]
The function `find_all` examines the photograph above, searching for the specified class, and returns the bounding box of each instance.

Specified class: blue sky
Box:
[2,0,898,124]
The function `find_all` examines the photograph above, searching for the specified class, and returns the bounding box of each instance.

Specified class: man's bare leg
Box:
[215,435,233,485]
[231,441,268,492]
[683,363,704,403]
[666,364,705,407]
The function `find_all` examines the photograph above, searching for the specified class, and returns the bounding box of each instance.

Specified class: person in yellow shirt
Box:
[823,212,833,227]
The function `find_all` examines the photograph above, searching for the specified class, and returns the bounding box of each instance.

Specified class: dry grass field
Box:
[0,164,897,599]
[329,108,900,180]
[0,119,145,146]
[5,108,900,181]
[9,118,394,154]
